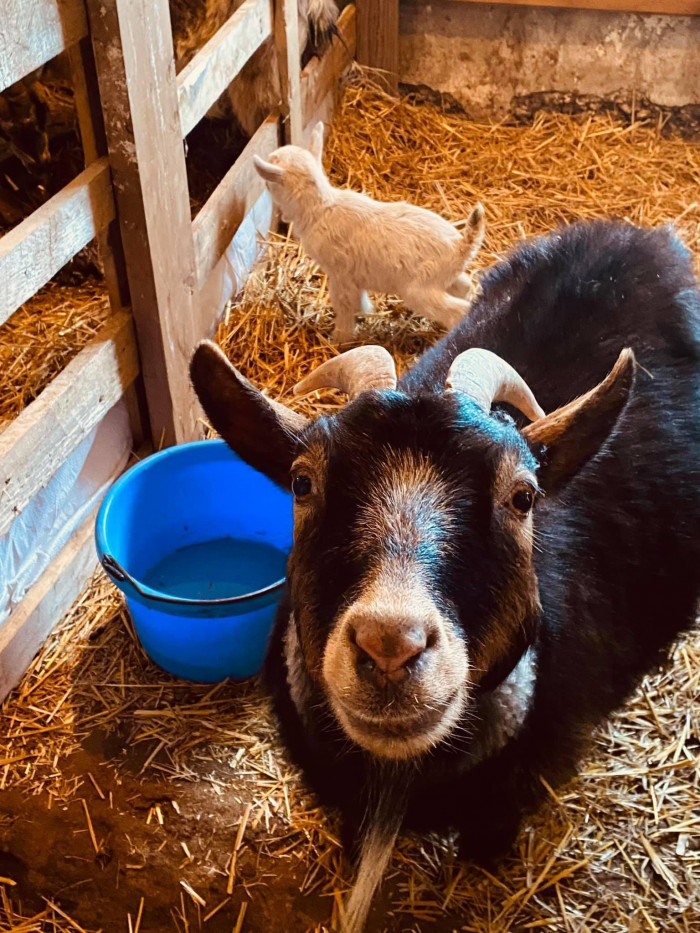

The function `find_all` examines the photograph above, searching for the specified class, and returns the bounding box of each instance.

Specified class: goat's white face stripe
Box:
[322,448,470,759]
[353,449,456,562]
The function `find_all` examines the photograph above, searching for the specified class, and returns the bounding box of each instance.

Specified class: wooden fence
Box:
[0,0,357,700]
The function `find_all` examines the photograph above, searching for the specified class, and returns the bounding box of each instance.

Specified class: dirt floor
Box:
[1,82,699,932]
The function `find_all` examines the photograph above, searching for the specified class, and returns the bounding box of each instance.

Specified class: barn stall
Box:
[0,1,699,931]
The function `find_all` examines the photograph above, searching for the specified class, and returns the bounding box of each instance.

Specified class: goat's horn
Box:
[293,346,397,400]
[445,348,545,422]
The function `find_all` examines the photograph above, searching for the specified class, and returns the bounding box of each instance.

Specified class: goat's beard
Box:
[340,764,409,933]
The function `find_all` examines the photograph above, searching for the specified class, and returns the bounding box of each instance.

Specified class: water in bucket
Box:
[142,536,288,602]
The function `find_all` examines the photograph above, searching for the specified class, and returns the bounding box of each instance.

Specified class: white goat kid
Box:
[253,122,486,344]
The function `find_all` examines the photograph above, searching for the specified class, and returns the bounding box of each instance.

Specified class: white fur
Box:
[471,648,537,763]
[254,124,486,343]
[283,614,314,727]
[341,819,399,933]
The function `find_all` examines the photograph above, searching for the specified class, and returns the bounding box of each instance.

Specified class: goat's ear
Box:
[308,121,324,162]
[253,154,284,184]
[190,341,308,489]
[522,349,635,494]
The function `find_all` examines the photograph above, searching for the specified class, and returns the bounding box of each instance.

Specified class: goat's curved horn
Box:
[293,346,397,400]
[446,348,545,422]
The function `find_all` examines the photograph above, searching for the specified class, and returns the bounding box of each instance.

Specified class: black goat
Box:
[191,220,700,932]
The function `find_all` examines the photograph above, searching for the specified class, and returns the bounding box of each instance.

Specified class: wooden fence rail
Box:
[0,159,115,327]
[0,0,88,91]
[177,0,273,137]
[0,312,139,538]
[192,117,280,286]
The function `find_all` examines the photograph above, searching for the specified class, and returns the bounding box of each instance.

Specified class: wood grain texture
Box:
[301,2,356,129]
[193,117,280,287]
[0,159,115,328]
[275,0,304,143]
[356,0,399,93]
[0,312,139,538]
[87,0,202,446]
[69,38,147,449]
[177,0,272,137]
[68,38,131,312]
[0,0,88,91]
[452,1,700,13]
[0,507,100,702]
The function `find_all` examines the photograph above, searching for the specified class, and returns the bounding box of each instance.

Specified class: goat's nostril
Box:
[353,624,428,679]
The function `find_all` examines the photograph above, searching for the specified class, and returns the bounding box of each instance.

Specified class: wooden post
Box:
[356,0,399,95]
[85,0,201,447]
[68,38,148,451]
[68,38,130,311]
[274,0,303,144]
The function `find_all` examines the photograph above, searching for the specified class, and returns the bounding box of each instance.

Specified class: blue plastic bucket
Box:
[95,440,293,682]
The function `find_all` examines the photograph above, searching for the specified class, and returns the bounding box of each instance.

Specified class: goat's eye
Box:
[292,475,313,498]
[511,488,534,515]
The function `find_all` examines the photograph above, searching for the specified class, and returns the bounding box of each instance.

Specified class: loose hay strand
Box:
[0,80,698,933]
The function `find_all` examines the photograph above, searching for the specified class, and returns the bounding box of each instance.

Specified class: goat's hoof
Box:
[331,329,357,347]
[457,816,519,867]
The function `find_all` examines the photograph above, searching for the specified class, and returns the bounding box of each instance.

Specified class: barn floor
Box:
[1,82,699,932]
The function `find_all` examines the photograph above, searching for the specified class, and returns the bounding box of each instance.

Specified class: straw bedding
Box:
[0,277,109,424]
[0,80,698,932]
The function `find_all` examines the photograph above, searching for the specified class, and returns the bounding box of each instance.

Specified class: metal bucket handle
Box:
[100,554,286,607]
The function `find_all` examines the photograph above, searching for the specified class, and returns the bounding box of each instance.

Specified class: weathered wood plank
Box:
[69,38,148,450]
[356,0,399,94]
[0,159,114,328]
[87,0,202,446]
[0,312,139,538]
[177,0,273,138]
[275,0,303,143]
[192,117,280,287]
[0,0,88,92]
[453,1,700,12]
[69,39,131,310]
[301,3,356,129]
[0,507,100,702]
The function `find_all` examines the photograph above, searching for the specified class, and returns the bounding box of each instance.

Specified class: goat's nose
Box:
[352,623,428,683]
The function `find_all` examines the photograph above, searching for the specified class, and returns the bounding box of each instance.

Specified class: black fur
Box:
[264,220,700,860]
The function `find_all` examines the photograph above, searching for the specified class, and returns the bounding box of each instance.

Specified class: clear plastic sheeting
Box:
[199,189,274,330]
[0,400,131,626]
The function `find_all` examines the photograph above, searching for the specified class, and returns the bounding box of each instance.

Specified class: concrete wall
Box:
[400,2,700,119]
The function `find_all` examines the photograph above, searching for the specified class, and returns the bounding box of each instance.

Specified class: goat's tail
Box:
[459,202,486,264]
[307,0,341,50]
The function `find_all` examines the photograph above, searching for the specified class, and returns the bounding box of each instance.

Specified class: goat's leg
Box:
[454,718,585,866]
[360,290,374,316]
[329,279,364,345]
[447,273,473,301]
[403,287,471,330]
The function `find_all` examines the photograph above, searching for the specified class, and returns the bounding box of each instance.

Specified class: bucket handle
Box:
[100,554,286,606]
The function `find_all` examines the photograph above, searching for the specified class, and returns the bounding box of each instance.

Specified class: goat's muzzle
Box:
[322,584,469,759]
